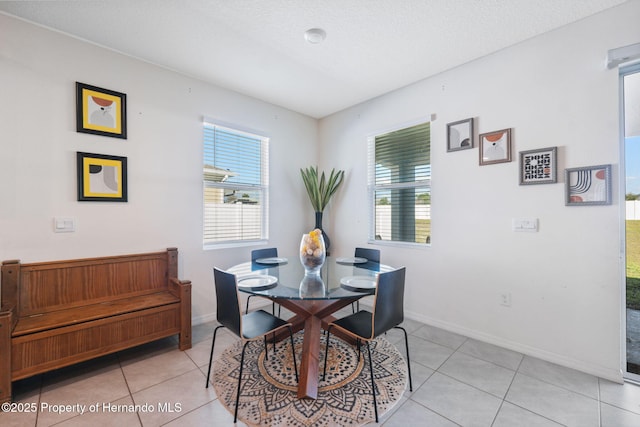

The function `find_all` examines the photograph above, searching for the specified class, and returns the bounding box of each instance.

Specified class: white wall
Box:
[0,13,318,324]
[319,1,640,381]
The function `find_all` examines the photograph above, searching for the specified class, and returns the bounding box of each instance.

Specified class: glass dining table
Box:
[228,255,395,399]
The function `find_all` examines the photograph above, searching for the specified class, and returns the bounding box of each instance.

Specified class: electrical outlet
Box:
[500,292,512,307]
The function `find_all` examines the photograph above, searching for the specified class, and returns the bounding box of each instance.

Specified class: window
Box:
[368,121,431,245]
[203,120,269,247]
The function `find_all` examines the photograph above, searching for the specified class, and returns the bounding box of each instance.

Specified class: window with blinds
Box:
[203,121,269,247]
[368,121,431,245]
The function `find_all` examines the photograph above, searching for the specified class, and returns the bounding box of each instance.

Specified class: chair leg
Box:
[263,336,269,360]
[322,325,334,381]
[264,333,277,356]
[395,326,413,391]
[365,342,379,423]
[245,295,253,314]
[351,300,361,313]
[287,326,299,382]
[205,325,224,388]
[234,342,250,423]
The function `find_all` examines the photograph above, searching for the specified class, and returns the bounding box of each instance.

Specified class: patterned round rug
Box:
[212,331,408,426]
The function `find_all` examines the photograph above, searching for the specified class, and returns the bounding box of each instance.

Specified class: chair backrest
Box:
[251,248,278,261]
[213,267,242,336]
[371,267,406,339]
[354,247,380,263]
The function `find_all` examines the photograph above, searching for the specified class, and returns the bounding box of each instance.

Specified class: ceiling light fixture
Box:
[304,28,326,44]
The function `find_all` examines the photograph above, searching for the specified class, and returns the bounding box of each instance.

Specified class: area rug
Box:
[212,331,408,426]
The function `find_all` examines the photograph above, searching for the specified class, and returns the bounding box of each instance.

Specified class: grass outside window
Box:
[627,220,640,309]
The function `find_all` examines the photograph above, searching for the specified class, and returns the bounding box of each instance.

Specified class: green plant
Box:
[300,166,344,212]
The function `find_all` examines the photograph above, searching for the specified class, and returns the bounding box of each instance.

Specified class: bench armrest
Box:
[0,306,14,403]
[170,278,192,350]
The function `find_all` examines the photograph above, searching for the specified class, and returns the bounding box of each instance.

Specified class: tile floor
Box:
[2,307,640,426]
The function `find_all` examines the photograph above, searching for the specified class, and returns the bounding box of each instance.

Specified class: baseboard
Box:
[404,309,624,384]
[192,312,217,326]
[193,298,273,326]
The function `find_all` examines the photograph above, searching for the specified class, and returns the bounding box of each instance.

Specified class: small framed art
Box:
[76,82,127,139]
[565,164,611,206]
[77,152,128,202]
[447,117,474,152]
[519,147,557,185]
[479,128,511,165]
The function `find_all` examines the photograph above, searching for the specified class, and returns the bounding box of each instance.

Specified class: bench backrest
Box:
[1,248,178,317]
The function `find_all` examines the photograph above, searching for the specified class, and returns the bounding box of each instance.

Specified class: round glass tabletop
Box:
[228,256,394,300]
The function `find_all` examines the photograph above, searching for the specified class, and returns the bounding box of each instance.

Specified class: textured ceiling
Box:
[0,0,629,118]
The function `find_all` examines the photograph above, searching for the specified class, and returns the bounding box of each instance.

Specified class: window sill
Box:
[367,240,431,250]
[203,239,268,251]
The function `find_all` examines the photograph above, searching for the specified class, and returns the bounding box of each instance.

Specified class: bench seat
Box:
[12,291,180,336]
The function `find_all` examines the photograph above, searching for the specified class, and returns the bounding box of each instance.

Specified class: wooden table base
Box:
[272,297,359,399]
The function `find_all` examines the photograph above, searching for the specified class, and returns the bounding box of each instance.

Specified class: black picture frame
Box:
[77,152,128,202]
[76,82,127,139]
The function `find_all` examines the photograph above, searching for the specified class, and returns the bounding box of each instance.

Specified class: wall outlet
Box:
[500,292,512,307]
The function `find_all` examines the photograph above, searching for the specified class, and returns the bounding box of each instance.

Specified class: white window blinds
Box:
[203,121,269,246]
[368,121,431,244]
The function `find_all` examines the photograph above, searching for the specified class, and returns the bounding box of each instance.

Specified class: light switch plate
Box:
[54,217,76,233]
[512,218,538,232]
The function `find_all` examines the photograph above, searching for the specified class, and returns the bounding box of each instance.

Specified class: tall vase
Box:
[300,231,326,275]
[314,211,331,253]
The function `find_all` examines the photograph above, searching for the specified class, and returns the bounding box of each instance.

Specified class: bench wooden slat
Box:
[19,256,169,316]
[12,291,180,337]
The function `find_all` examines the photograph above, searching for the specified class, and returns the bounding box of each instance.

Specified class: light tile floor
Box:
[2,307,640,426]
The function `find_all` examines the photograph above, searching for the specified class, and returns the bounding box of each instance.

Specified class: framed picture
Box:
[519,147,557,185]
[479,128,511,165]
[565,164,611,206]
[76,82,127,139]
[77,152,128,202]
[447,117,474,152]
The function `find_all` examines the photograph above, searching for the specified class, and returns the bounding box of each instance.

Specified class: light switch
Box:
[54,217,76,233]
[512,218,538,232]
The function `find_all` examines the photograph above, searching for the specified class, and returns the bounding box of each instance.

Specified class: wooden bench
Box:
[0,248,191,403]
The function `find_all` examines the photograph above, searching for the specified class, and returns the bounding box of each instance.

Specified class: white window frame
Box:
[203,119,269,249]
[367,118,431,248]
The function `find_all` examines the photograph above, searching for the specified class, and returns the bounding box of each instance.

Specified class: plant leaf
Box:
[300,166,344,212]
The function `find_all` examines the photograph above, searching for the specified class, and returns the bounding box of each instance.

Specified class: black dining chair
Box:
[355,247,380,263]
[323,267,412,423]
[206,267,298,423]
[352,247,381,312]
[246,248,280,315]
